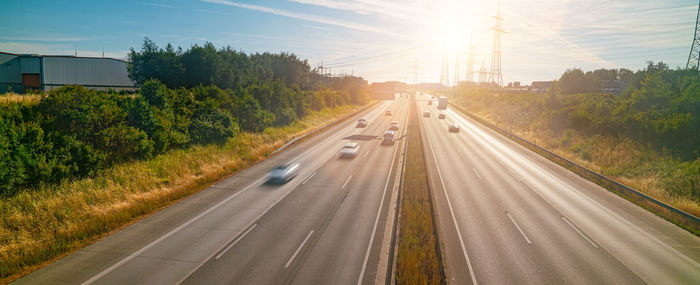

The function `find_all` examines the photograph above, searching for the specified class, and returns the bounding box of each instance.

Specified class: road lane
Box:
[15,98,406,285]
[417,94,700,284]
[180,95,410,285]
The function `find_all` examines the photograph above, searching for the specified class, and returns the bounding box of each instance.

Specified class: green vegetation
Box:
[0,104,365,281]
[0,39,370,196]
[396,97,443,285]
[0,39,372,280]
[446,61,700,218]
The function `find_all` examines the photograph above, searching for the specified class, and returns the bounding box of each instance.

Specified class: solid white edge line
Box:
[215,224,258,260]
[356,98,407,285]
[343,175,353,189]
[81,176,266,285]
[448,108,700,269]
[87,102,391,285]
[472,168,482,180]
[562,217,599,248]
[422,105,479,285]
[302,172,316,185]
[285,230,314,268]
[506,212,532,244]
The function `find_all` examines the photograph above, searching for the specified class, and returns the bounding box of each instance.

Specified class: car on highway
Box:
[438,113,446,119]
[389,121,400,130]
[428,100,432,105]
[423,111,430,117]
[448,124,460,133]
[382,130,395,145]
[385,110,392,116]
[356,118,368,128]
[340,142,360,158]
[267,162,300,184]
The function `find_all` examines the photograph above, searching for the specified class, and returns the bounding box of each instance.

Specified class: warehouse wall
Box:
[42,57,134,91]
[0,54,22,93]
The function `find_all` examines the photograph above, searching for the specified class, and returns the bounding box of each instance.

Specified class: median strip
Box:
[395,96,445,284]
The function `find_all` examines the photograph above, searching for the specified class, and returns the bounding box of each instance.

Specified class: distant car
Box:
[423,111,430,117]
[428,100,432,105]
[267,162,300,184]
[357,118,368,128]
[385,110,392,116]
[438,113,446,119]
[382,130,395,145]
[340,142,360,158]
[448,124,460,133]
[389,121,400,130]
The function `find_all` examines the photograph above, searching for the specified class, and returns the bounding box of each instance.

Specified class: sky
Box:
[0,0,697,84]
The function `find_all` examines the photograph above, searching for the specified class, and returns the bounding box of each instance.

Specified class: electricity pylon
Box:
[688,0,700,70]
[466,41,476,82]
[440,49,449,86]
[488,2,505,87]
[454,53,460,86]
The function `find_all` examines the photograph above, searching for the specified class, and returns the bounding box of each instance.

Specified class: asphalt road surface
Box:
[15,96,410,285]
[15,93,700,285]
[416,94,700,284]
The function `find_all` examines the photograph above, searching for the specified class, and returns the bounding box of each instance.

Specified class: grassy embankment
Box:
[449,90,699,231]
[0,93,42,106]
[396,97,444,285]
[0,103,365,282]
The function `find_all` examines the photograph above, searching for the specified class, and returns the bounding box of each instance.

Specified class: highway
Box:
[15,96,410,285]
[416,94,700,284]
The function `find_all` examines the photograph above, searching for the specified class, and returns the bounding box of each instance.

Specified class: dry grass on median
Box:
[0,104,363,283]
[396,98,444,285]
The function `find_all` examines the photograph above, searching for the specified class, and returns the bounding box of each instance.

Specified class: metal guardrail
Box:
[449,103,700,227]
[269,101,380,156]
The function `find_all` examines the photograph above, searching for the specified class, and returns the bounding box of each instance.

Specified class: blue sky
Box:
[0,0,697,84]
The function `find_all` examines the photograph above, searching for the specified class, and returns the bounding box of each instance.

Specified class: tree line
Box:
[549,62,699,160]
[0,39,369,196]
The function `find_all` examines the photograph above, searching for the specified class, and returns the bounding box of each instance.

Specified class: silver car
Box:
[267,162,300,184]
[340,142,360,158]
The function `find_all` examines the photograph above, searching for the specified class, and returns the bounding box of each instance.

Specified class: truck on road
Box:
[438,96,448,110]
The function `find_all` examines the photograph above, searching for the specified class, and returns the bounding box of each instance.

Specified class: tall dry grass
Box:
[0,93,43,106]
[396,98,443,285]
[0,104,363,282]
[469,109,700,219]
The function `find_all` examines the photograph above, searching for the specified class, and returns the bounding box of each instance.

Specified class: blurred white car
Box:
[382,130,395,145]
[389,121,400,130]
[340,142,360,158]
[448,124,460,133]
[423,111,430,117]
[267,162,300,184]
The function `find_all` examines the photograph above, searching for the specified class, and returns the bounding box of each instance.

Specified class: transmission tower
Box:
[413,61,419,85]
[488,3,505,87]
[440,49,450,87]
[688,0,700,70]
[478,60,487,83]
[453,53,460,86]
[466,41,476,82]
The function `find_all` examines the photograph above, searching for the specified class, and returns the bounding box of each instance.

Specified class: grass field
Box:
[395,98,444,285]
[0,104,365,282]
[0,93,43,106]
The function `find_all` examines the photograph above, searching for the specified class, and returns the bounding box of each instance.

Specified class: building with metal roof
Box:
[0,51,135,93]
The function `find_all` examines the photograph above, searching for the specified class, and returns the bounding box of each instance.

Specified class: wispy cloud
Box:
[201,0,406,38]
[0,36,86,42]
[143,2,176,9]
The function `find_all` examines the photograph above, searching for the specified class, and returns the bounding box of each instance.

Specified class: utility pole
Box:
[454,53,460,86]
[440,49,449,87]
[413,60,419,85]
[489,2,505,87]
[466,40,476,83]
[688,0,700,70]
[479,60,488,84]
